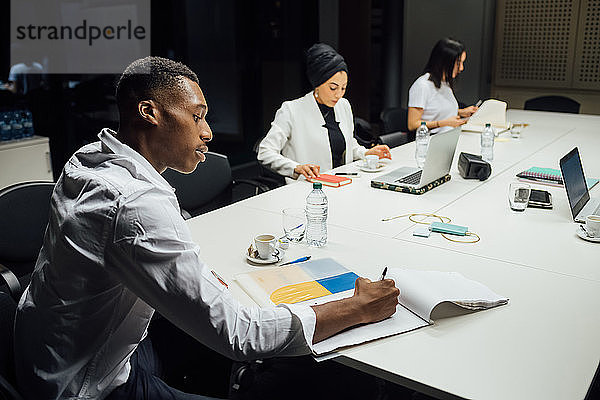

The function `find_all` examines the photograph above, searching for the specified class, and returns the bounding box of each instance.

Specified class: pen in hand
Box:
[379,267,388,281]
[475,99,483,107]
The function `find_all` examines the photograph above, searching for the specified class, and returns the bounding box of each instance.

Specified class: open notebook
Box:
[462,99,511,132]
[235,258,509,355]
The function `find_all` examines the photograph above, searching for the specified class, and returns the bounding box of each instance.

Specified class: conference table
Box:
[186,110,600,400]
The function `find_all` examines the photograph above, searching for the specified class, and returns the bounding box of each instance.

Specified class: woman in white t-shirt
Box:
[408,38,478,134]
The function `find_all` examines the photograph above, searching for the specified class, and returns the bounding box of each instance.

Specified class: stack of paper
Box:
[463,99,511,132]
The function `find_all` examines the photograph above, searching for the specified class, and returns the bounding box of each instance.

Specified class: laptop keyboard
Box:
[395,170,422,185]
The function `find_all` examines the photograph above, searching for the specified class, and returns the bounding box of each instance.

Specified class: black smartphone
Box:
[528,189,553,208]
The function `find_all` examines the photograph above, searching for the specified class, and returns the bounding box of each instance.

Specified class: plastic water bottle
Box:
[481,123,494,162]
[415,121,429,168]
[305,182,328,247]
[0,113,11,141]
[0,119,12,141]
[10,112,23,140]
[22,110,34,137]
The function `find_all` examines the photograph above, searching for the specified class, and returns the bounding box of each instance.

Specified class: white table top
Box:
[187,110,600,400]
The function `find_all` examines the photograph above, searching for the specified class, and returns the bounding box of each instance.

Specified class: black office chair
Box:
[162,152,269,219]
[248,136,287,190]
[524,96,580,114]
[0,181,54,279]
[0,289,24,400]
[353,117,378,148]
[377,131,408,148]
[380,107,415,143]
[380,107,409,134]
[0,249,30,400]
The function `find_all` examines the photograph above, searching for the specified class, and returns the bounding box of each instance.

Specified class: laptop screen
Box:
[560,147,589,219]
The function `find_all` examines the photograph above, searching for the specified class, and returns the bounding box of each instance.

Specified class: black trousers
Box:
[105,336,224,400]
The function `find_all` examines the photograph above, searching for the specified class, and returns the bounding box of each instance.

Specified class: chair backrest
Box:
[380,107,409,134]
[524,96,580,114]
[252,136,287,189]
[353,117,377,148]
[0,291,24,400]
[161,152,233,218]
[0,182,54,268]
[378,131,408,149]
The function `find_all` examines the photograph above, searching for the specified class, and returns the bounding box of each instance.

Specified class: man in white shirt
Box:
[14,56,400,400]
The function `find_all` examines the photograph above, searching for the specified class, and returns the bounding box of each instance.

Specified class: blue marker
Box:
[279,256,311,266]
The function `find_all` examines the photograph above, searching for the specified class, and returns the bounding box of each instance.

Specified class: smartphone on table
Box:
[528,189,552,209]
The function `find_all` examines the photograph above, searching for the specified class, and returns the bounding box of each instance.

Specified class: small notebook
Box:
[371,174,451,195]
[236,258,509,356]
[308,173,352,187]
[516,167,599,190]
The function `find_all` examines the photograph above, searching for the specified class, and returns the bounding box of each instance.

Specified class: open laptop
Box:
[560,147,600,223]
[371,126,461,190]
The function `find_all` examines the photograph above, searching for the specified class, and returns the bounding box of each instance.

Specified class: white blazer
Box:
[257,91,367,181]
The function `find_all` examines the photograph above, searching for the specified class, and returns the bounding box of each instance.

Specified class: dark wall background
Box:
[1,0,494,179]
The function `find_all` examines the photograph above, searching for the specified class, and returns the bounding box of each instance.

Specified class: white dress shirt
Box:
[257,91,367,182]
[15,129,316,400]
[408,73,459,134]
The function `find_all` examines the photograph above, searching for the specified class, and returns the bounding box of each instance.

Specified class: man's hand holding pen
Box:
[350,271,399,325]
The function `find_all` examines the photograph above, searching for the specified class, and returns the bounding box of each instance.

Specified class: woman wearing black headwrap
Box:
[258,43,391,181]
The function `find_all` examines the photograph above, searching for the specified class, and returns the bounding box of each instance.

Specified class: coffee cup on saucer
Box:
[254,234,277,259]
[586,215,600,238]
[365,154,379,169]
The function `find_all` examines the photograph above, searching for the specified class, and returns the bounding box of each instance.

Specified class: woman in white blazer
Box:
[258,43,390,182]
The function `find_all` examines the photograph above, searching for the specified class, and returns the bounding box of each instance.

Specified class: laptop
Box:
[371,126,461,190]
[560,147,600,223]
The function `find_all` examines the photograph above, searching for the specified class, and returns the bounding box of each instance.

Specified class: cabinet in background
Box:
[0,136,53,190]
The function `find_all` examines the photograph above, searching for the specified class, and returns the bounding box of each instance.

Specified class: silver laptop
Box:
[560,147,600,223]
[371,127,461,190]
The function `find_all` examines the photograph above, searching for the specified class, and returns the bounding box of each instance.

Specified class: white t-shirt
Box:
[408,73,458,133]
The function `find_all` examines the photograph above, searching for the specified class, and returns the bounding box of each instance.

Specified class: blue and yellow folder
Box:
[235,258,359,306]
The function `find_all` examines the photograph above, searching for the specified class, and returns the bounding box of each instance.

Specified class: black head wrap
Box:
[306,43,348,88]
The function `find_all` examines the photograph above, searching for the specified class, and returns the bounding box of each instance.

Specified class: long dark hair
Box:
[423,38,465,90]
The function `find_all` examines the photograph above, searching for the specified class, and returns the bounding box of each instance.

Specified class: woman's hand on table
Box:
[365,145,392,160]
[294,164,321,179]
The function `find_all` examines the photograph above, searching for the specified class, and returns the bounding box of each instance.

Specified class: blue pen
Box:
[279,255,311,266]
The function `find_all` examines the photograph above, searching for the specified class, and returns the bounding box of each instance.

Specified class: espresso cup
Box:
[254,234,277,259]
[365,154,379,169]
[586,215,600,238]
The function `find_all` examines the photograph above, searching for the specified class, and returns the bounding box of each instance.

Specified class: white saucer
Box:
[576,226,600,243]
[246,248,283,264]
[358,162,386,173]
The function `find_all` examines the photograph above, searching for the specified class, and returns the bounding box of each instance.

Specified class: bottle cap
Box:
[313,182,322,189]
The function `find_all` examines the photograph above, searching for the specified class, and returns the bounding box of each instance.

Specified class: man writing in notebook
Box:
[14,56,400,400]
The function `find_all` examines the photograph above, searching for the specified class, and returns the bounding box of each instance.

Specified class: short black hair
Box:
[423,38,465,90]
[116,56,199,116]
